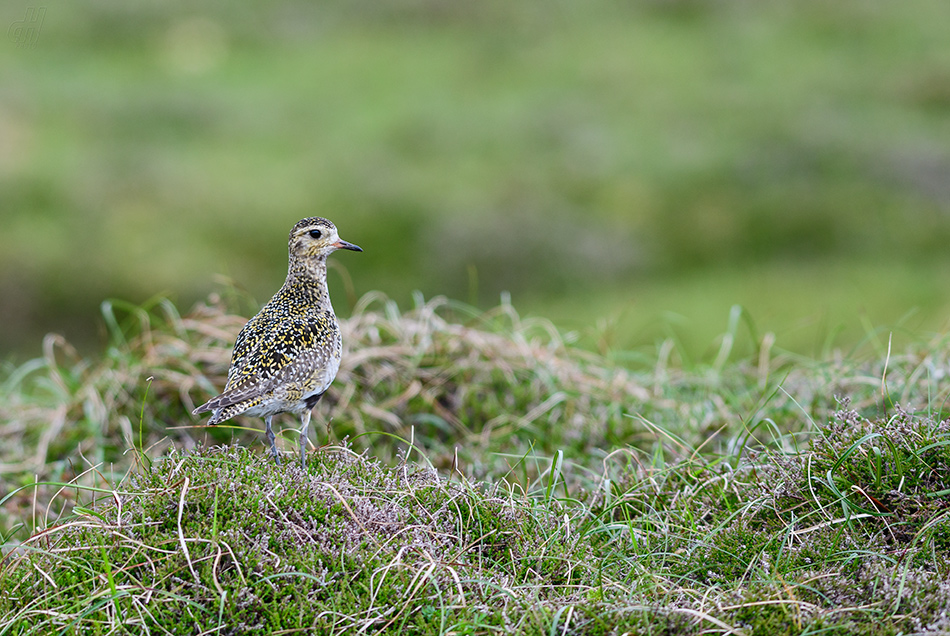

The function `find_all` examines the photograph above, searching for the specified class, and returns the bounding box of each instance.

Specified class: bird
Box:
[193,217,362,468]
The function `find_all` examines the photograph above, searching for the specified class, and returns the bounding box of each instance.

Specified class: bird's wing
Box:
[258,314,338,396]
[192,372,266,414]
[193,311,337,415]
[192,311,276,414]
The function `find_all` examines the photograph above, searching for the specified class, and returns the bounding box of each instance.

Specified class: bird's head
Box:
[289,217,362,261]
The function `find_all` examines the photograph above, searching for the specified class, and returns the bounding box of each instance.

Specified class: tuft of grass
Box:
[2,290,653,539]
[577,401,950,636]
[5,292,950,633]
[4,407,950,634]
[4,290,950,536]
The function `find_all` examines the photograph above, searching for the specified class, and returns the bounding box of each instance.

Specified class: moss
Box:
[0,445,605,633]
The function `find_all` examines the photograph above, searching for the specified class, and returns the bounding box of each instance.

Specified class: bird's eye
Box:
[308,229,322,239]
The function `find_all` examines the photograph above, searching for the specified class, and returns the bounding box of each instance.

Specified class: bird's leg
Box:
[299,410,312,470]
[265,416,280,465]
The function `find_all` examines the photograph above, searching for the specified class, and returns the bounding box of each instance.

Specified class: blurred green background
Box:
[3,0,950,360]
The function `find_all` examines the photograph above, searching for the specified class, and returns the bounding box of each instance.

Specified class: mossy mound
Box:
[1,445,598,634]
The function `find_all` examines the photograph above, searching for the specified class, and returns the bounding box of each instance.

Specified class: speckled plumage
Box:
[193,217,362,467]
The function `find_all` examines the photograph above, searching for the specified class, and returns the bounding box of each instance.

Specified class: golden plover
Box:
[193,217,362,468]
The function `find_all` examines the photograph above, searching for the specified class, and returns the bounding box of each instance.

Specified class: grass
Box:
[3,0,950,356]
[3,291,950,633]
[1,445,590,633]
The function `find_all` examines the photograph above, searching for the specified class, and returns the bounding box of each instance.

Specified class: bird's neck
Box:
[286,256,331,306]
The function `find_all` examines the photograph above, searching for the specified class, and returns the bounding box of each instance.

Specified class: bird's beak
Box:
[333,239,363,252]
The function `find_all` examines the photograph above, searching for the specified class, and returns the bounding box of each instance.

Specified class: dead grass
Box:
[1,290,651,539]
[4,290,950,538]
